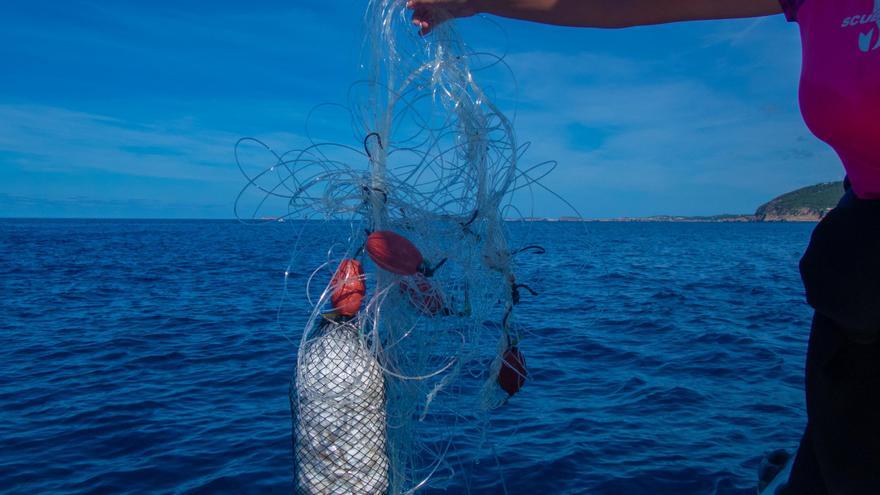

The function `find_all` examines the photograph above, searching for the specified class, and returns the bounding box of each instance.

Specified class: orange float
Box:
[498,346,527,396]
[330,259,366,318]
[366,231,424,276]
[399,273,444,316]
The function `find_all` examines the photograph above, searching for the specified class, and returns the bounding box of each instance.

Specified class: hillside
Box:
[512,181,847,222]
[754,181,844,221]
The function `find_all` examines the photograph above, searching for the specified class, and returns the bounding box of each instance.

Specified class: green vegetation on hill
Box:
[755,181,844,221]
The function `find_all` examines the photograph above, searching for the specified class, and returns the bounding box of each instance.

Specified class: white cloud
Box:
[495,44,841,217]
[0,104,307,182]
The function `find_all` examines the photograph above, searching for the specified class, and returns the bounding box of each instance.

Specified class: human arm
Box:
[408,0,783,34]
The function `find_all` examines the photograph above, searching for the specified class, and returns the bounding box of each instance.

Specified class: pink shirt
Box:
[781,0,880,199]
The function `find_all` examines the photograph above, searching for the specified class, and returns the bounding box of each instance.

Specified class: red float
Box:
[365,231,424,275]
[330,259,366,318]
[399,273,444,316]
[498,346,527,396]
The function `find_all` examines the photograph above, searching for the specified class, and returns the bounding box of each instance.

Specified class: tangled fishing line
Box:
[236,1,568,493]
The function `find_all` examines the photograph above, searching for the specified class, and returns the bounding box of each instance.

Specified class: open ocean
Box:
[0,219,817,494]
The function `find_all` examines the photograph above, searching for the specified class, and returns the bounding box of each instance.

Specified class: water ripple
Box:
[0,219,815,494]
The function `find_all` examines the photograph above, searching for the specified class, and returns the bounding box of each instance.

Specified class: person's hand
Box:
[406,0,483,35]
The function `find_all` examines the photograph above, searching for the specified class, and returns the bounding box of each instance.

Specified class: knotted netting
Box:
[294,319,388,494]
[236,1,566,492]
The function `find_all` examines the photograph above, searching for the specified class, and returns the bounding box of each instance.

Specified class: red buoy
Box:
[330,259,366,318]
[498,347,527,396]
[365,231,424,275]
[399,273,444,316]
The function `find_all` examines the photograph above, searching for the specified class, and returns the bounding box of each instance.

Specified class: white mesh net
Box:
[237,1,564,492]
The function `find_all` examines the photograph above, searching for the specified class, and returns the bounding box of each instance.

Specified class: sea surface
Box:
[1,219,817,495]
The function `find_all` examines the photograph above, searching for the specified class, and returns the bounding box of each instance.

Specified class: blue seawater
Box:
[0,219,816,494]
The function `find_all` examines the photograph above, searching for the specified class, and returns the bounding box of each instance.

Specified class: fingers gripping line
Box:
[407,0,480,35]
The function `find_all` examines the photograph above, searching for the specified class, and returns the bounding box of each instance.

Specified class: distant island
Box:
[513,181,845,223]
[753,181,843,221]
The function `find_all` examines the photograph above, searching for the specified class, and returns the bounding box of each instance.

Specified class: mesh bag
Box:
[292,319,389,494]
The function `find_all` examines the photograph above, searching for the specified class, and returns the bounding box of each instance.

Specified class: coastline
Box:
[511,214,822,223]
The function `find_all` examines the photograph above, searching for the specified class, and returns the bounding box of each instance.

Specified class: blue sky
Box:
[0,1,843,218]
